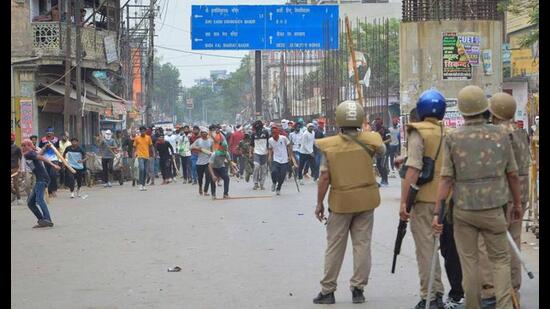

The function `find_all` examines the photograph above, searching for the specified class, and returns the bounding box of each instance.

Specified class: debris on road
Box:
[167,266,182,272]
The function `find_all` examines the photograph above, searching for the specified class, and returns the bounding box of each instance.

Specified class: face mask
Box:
[535,118,539,126]
[104,134,112,141]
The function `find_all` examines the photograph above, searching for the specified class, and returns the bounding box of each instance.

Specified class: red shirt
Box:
[189,133,200,155]
[228,130,244,155]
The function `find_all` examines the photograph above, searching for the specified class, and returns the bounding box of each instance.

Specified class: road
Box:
[11,173,539,308]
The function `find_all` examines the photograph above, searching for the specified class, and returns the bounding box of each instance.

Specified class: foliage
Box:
[499,0,539,48]
[153,58,182,120]
[181,55,253,124]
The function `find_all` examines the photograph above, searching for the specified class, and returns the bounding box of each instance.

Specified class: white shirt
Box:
[299,130,315,154]
[268,136,290,164]
[165,134,181,154]
[289,131,303,152]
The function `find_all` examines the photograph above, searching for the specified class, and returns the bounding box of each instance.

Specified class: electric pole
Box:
[63,0,72,135]
[145,0,155,126]
[75,0,83,141]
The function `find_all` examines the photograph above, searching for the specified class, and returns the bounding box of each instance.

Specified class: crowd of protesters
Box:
[11,116,402,229]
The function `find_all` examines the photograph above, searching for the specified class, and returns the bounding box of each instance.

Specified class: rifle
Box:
[391,184,419,273]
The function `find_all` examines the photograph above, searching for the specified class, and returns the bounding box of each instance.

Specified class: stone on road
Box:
[11,176,539,308]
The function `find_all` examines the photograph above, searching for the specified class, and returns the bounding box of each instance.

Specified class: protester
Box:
[38,127,61,197]
[165,128,181,181]
[268,126,293,195]
[208,141,231,199]
[63,138,87,198]
[178,126,192,183]
[228,125,244,178]
[97,130,119,188]
[133,126,153,191]
[155,134,174,185]
[21,139,59,228]
[191,127,214,196]
[58,131,71,189]
[11,132,22,203]
[388,117,401,173]
[189,126,201,185]
[238,133,254,182]
[251,120,270,190]
[298,123,316,185]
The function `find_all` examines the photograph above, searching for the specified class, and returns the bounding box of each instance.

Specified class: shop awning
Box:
[39,81,106,113]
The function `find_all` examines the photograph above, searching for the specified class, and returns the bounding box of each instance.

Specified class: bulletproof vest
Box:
[315,132,382,214]
[446,122,512,210]
[502,124,531,203]
[406,119,444,203]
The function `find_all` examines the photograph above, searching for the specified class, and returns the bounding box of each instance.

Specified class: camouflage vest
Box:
[315,131,382,214]
[447,119,513,210]
[500,123,531,203]
[406,118,444,203]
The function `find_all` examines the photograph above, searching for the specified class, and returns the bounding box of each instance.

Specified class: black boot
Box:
[413,299,440,309]
[351,287,365,303]
[313,292,335,304]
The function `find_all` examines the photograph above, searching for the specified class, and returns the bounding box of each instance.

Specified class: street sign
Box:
[186,98,194,110]
[191,5,339,50]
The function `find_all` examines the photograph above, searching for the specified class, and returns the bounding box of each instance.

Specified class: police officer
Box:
[477,92,531,307]
[400,90,446,309]
[313,100,385,304]
[432,85,523,309]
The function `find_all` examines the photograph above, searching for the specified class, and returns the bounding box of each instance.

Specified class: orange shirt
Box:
[133,135,152,158]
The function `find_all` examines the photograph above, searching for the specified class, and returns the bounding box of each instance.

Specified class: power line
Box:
[156,45,245,59]
[172,62,242,68]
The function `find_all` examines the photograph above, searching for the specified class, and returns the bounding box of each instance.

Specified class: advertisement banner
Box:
[458,33,481,66]
[443,99,464,128]
[482,49,493,75]
[20,99,33,140]
[442,32,472,80]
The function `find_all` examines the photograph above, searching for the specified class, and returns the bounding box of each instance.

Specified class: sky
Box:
[156,0,286,88]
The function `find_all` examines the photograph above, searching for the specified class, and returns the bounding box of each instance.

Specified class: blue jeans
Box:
[154,158,160,176]
[27,181,52,222]
[212,166,230,196]
[138,158,149,186]
[313,151,322,179]
[191,154,198,182]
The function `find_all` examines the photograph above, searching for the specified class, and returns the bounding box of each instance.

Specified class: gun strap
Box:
[434,124,444,161]
[340,133,375,158]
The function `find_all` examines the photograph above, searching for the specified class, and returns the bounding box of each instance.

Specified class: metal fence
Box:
[264,17,394,129]
[402,0,502,22]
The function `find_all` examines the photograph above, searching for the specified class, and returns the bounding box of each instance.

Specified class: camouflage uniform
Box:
[479,122,531,299]
[441,117,517,309]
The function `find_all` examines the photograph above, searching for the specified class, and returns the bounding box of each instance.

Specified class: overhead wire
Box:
[156,45,245,59]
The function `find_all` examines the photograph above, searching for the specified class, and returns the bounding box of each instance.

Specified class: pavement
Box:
[11,173,539,309]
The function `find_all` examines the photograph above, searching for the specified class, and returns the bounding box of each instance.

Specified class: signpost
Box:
[190,5,339,50]
[191,5,338,120]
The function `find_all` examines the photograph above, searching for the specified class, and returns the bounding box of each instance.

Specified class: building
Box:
[399,0,503,127]
[502,0,538,126]
[11,0,125,147]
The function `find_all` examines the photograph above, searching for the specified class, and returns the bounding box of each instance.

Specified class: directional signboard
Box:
[191,5,339,50]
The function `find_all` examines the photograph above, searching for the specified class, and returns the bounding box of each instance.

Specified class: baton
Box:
[506,231,535,279]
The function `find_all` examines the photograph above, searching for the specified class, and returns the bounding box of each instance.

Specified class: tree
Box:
[153,58,182,122]
[500,0,539,48]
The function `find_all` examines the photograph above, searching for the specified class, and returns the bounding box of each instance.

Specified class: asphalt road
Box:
[11,173,539,308]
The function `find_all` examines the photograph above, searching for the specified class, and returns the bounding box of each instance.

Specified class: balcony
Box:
[32,22,118,69]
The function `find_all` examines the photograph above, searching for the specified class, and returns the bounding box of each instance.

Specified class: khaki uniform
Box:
[479,123,531,298]
[405,118,445,300]
[441,117,518,309]
[316,131,384,294]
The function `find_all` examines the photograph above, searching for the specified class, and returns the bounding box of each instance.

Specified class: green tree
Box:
[153,58,182,121]
[500,0,539,48]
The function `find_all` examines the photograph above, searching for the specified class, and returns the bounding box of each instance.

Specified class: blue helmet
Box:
[416,89,446,120]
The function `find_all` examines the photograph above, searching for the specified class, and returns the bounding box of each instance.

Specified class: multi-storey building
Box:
[11,0,125,147]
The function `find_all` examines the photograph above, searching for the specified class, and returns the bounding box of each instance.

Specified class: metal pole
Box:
[145,0,155,126]
[75,0,83,141]
[64,0,72,135]
[255,50,262,120]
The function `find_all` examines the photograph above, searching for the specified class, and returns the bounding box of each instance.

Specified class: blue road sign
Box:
[191,5,339,50]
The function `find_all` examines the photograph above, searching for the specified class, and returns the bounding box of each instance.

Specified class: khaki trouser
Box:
[320,209,374,294]
[479,202,526,299]
[410,202,444,300]
[453,207,513,309]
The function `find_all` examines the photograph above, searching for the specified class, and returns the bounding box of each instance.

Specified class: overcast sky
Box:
[156,0,286,87]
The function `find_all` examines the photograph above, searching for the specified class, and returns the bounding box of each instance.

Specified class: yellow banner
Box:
[511,48,539,77]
